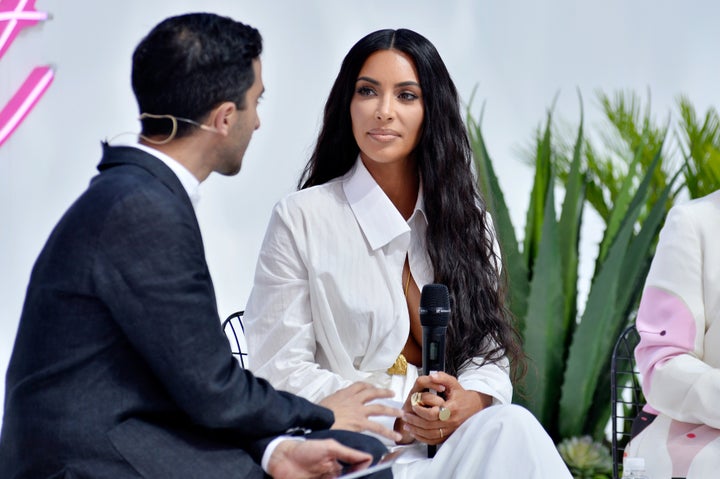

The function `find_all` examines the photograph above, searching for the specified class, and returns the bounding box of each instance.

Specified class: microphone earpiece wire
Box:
[105,113,219,146]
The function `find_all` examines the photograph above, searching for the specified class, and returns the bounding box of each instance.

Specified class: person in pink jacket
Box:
[629,189,720,478]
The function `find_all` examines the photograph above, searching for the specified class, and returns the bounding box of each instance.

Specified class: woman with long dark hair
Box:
[244,28,570,477]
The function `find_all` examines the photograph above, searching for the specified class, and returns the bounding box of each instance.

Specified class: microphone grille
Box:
[420,283,450,310]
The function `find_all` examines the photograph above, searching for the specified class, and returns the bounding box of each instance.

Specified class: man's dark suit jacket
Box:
[0,145,386,478]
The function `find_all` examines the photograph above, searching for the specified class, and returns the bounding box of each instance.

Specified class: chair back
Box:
[610,323,644,479]
[222,311,248,369]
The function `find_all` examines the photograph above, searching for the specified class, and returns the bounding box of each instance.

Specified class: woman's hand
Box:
[320,381,403,443]
[397,372,492,445]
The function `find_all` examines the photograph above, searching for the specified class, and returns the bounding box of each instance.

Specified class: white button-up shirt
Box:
[244,157,511,408]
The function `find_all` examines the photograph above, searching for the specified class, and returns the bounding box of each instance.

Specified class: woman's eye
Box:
[399,92,419,101]
[356,86,376,96]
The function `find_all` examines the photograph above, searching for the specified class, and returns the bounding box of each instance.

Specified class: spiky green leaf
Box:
[467,111,529,325]
[523,112,553,272]
[517,182,565,431]
[558,146,664,437]
[558,98,586,337]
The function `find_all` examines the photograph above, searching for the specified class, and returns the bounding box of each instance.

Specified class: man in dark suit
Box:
[0,13,399,479]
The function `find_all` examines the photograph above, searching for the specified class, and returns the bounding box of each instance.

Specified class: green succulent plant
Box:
[558,435,613,479]
[466,90,720,478]
[467,91,679,442]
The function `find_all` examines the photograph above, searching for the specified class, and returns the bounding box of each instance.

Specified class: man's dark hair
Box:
[131,12,262,138]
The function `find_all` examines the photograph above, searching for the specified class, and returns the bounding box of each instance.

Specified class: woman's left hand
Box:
[400,371,492,445]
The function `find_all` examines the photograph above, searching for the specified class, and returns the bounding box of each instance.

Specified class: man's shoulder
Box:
[49,167,192,254]
[91,156,184,206]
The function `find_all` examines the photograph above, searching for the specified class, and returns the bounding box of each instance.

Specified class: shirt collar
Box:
[120,140,201,208]
[342,156,427,251]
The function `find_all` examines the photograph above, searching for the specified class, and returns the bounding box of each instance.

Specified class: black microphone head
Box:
[420,283,450,309]
[419,283,450,327]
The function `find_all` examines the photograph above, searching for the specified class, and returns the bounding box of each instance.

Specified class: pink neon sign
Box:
[0,0,53,148]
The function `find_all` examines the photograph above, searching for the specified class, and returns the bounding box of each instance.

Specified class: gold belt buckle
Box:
[386,353,408,375]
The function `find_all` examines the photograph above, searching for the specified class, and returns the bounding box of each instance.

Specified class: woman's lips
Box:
[368,129,400,142]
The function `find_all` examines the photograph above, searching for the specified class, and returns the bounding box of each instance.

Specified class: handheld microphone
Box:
[420,283,450,458]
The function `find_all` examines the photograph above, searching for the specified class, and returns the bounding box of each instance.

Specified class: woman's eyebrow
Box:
[356,76,420,88]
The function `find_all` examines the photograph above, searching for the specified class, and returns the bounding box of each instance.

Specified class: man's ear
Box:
[208,101,238,136]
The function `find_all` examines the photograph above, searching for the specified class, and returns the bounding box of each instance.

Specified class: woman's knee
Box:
[474,403,544,435]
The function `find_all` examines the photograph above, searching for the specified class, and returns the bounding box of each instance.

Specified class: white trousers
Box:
[391,404,572,479]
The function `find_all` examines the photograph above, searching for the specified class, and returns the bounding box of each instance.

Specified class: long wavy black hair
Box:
[299,29,525,381]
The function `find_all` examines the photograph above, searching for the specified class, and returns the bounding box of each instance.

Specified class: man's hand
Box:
[267,438,372,479]
[320,382,403,442]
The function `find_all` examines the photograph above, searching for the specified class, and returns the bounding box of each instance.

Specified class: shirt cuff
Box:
[261,436,306,473]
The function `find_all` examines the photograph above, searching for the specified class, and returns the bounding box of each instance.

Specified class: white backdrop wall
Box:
[2,0,719,427]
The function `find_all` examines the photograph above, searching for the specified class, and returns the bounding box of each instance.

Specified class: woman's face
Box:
[350,49,424,168]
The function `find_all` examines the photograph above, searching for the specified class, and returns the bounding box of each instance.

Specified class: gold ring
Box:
[438,406,451,421]
[439,427,444,439]
[411,391,423,407]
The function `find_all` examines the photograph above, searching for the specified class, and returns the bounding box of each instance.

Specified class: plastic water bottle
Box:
[621,457,649,478]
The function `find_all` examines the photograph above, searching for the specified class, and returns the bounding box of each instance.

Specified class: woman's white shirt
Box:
[244,157,512,406]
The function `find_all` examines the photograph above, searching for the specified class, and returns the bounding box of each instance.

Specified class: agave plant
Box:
[467,95,680,442]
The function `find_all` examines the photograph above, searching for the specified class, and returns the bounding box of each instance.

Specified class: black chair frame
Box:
[222,310,248,369]
[610,323,644,479]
